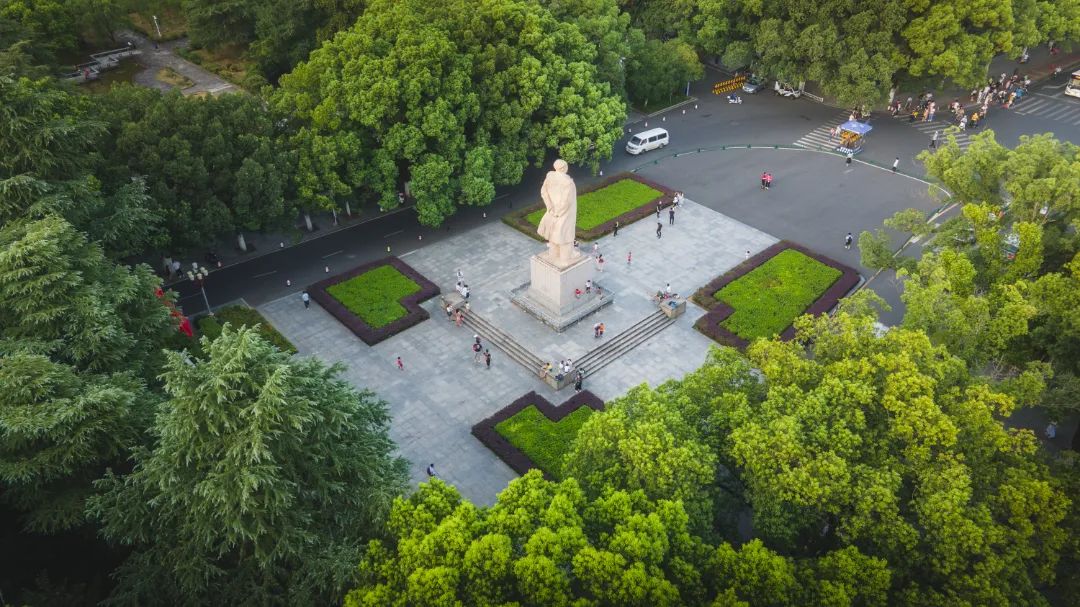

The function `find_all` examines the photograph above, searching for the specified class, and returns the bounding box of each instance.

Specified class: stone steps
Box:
[461,310,546,374]
[575,310,675,378]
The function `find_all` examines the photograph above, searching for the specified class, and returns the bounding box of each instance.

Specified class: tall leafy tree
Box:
[275,0,626,226]
[0,216,172,531]
[88,325,408,607]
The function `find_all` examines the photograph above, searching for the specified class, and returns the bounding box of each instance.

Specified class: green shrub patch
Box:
[326,265,420,329]
[472,391,605,479]
[715,249,841,340]
[692,241,860,348]
[503,172,674,241]
[308,257,439,346]
[197,305,296,353]
[495,405,594,479]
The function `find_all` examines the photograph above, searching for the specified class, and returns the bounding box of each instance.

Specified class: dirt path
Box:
[117,30,239,96]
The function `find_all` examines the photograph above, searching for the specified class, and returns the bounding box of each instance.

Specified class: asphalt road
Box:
[173,71,1080,324]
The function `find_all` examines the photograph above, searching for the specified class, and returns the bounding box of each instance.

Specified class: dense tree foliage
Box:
[274,0,626,226]
[93,85,294,251]
[88,325,408,606]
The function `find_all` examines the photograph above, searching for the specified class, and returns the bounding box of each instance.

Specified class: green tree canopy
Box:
[88,325,408,606]
[274,0,626,226]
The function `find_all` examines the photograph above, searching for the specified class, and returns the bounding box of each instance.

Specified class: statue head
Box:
[553,159,568,173]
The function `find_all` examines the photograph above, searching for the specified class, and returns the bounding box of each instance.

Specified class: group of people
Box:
[538,359,585,390]
[759,171,774,190]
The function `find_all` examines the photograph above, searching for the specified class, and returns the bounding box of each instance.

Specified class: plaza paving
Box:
[259,199,778,505]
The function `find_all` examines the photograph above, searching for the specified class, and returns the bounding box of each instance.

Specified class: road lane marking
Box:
[252,270,277,278]
[384,230,404,238]
[321,250,343,259]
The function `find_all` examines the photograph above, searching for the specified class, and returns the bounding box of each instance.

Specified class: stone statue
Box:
[537,159,579,266]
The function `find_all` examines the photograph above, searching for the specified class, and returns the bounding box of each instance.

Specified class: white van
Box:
[625,128,669,155]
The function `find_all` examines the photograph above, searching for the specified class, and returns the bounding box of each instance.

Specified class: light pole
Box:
[186,265,213,316]
[152,15,162,39]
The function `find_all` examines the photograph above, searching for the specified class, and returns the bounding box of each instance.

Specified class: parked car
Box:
[742,76,765,94]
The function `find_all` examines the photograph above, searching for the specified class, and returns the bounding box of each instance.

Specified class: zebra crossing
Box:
[1012,94,1080,125]
[792,110,850,150]
[890,112,973,150]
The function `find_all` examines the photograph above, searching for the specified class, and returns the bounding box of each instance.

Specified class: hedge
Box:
[692,241,860,348]
[472,390,605,479]
[503,172,675,242]
[197,305,296,354]
[308,257,439,346]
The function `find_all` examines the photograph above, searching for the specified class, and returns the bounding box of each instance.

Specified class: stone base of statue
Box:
[511,252,612,332]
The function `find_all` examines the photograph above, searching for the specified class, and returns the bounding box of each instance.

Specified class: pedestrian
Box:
[455,309,463,327]
[892,157,899,173]
[301,290,311,308]
[456,268,464,284]
[627,251,632,266]
[656,204,661,219]
[656,222,662,239]
[540,361,552,379]
[764,172,772,190]
[171,259,181,278]
[426,463,437,478]
[575,288,583,299]
[398,191,406,205]
[845,152,853,165]
[484,349,491,369]
[445,304,454,320]
[574,370,584,392]
[613,221,620,237]
[745,250,750,260]
[585,279,592,294]
[593,242,600,257]
[668,206,675,225]
[396,356,404,371]
[674,191,684,207]
[463,284,470,299]
[597,285,604,299]
[844,232,853,249]
[760,171,768,189]
[472,340,483,363]
[593,322,602,338]
[597,254,605,272]
[1046,423,1057,439]
[599,322,605,337]
[665,282,672,297]
[829,126,836,140]
[930,130,938,148]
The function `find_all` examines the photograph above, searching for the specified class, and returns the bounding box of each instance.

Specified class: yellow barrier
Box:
[712,75,748,95]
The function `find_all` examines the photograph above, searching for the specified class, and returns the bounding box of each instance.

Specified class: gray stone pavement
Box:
[258,200,777,505]
[117,30,239,96]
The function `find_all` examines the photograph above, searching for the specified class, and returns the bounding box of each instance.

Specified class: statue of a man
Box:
[537,159,579,266]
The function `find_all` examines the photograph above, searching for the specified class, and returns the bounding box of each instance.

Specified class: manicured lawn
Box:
[197,305,296,353]
[525,178,662,231]
[326,265,421,328]
[715,249,841,340]
[495,405,595,478]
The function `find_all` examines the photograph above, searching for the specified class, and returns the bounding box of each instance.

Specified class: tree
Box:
[274,0,626,227]
[0,216,173,531]
[93,85,293,250]
[345,471,718,607]
[625,36,703,108]
[542,0,634,95]
[88,325,408,607]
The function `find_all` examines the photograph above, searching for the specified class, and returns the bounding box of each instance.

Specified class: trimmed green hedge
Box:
[326,265,421,329]
[715,249,841,340]
[525,179,662,231]
[495,404,595,479]
[197,305,297,353]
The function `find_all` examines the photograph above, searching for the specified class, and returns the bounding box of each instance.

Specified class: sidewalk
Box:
[116,30,239,96]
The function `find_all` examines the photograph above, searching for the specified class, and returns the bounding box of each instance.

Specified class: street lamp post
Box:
[187,265,213,316]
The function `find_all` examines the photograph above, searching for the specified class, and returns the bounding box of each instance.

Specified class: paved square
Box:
[259,199,777,505]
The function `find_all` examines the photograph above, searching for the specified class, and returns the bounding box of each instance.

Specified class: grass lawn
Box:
[197,305,296,354]
[327,265,421,328]
[495,405,594,478]
[525,178,661,231]
[715,249,841,340]
[128,4,187,41]
[179,44,258,89]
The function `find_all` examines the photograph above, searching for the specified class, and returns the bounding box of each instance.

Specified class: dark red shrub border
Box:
[502,172,675,242]
[691,241,860,348]
[471,390,605,479]
[307,256,439,346]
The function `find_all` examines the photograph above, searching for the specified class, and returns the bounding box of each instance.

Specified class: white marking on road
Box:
[252,270,277,278]
[321,250,343,259]
[384,230,404,238]
[399,249,418,257]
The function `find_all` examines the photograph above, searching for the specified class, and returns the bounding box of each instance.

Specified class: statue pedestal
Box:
[511,252,613,332]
